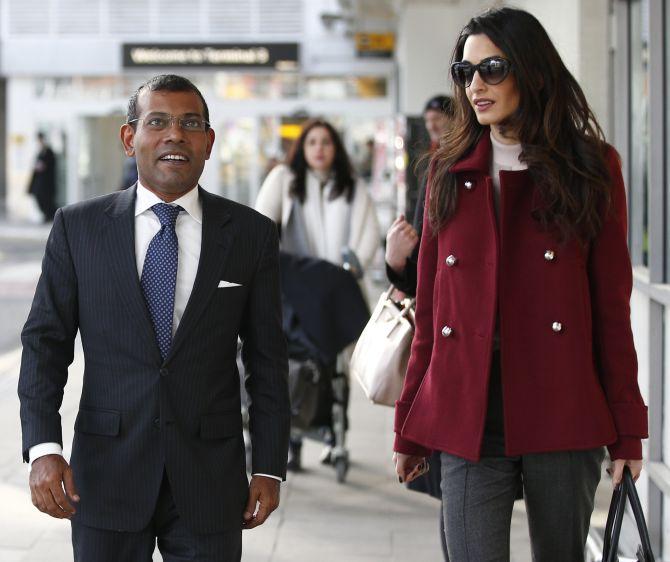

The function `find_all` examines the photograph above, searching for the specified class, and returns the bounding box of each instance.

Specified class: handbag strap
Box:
[385,285,416,313]
[603,478,627,562]
[603,467,656,562]
[623,467,655,561]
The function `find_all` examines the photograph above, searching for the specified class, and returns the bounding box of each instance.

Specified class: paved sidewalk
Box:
[1,222,614,561]
[0,338,537,562]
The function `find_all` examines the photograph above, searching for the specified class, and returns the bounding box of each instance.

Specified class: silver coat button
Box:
[544,250,555,261]
[552,322,563,333]
[441,326,453,338]
[446,255,458,267]
[464,181,473,190]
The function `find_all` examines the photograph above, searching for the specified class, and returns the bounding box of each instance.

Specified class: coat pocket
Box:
[200,411,242,440]
[75,408,121,437]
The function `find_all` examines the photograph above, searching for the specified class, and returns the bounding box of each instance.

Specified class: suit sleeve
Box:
[18,208,79,462]
[240,220,290,479]
[393,176,437,457]
[588,148,648,460]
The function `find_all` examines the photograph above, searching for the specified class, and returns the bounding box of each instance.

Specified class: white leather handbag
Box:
[350,286,415,407]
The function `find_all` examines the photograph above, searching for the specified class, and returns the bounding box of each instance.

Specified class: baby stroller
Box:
[279,251,369,483]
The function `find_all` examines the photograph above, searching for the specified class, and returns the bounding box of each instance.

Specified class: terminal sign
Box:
[355,33,395,58]
[123,43,299,70]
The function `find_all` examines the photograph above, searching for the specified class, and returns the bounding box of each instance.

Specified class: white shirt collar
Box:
[135,181,203,224]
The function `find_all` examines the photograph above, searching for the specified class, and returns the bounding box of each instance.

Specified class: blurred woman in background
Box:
[256,118,380,470]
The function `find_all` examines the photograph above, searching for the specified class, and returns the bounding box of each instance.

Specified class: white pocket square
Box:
[218,280,242,288]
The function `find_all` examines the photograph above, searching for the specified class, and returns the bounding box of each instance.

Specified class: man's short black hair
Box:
[423,95,455,117]
[126,74,210,127]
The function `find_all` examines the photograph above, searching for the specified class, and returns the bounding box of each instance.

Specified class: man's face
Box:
[120,89,215,197]
[423,109,450,144]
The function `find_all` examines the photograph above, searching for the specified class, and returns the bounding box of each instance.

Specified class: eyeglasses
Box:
[451,56,512,88]
[127,112,210,132]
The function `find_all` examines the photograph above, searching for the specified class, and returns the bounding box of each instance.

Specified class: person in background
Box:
[28,131,57,222]
[255,118,380,470]
[393,8,647,561]
[119,155,139,189]
[386,95,454,295]
[385,94,454,562]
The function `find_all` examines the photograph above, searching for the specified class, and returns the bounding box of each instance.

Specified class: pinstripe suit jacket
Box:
[18,185,290,534]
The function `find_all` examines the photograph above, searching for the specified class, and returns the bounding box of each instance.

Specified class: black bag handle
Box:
[602,466,655,562]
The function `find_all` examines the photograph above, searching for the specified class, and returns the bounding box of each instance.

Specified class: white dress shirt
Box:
[30,183,280,481]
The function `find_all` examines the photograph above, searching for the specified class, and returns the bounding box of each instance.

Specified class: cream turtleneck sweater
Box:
[490,131,527,219]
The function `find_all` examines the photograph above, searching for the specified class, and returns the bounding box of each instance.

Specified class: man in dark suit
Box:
[18,74,290,562]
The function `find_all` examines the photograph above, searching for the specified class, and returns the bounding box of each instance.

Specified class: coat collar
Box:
[449,129,492,174]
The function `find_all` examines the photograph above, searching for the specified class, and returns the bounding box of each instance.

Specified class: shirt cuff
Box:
[252,473,283,482]
[29,443,63,465]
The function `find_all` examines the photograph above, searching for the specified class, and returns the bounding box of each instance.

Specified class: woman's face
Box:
[462,33,521,142]
[303,126,336,173]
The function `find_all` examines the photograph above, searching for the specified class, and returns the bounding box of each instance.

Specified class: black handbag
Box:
[602,466,655,562]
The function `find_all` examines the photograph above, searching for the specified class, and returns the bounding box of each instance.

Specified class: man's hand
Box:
[243,475,280,529]
[610,459,643,487]
[29,454,80,519]
[386,215,419,274]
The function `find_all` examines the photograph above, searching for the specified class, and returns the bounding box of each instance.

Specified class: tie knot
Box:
[152,203,183,227]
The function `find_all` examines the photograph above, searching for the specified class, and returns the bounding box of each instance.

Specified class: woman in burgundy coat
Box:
[393,8,648,561]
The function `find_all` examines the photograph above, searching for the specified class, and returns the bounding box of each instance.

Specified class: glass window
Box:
[629,0,650,266]
[217,118,255,205]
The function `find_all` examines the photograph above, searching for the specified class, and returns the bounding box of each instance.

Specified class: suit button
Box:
[552,322,563,333]
[464,180,473,190]
[445,254,458,267]
[441,326,453,337]
[153,417,160,427]
[160,368,168,377]
[544,250,555,261]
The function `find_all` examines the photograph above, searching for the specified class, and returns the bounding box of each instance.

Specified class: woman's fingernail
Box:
[398,476,403,483]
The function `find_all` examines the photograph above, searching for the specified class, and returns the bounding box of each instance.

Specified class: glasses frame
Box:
[127,113,211,132]
[450,56,513,88]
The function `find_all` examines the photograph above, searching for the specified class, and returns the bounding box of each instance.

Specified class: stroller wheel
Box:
[334,456,348,484]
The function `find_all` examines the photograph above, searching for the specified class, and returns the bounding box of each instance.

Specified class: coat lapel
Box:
[449,129,492,174]
[168,188,233,361]
[103,185,162,363]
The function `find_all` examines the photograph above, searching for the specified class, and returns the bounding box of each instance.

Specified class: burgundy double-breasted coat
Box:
[394,132,648,462]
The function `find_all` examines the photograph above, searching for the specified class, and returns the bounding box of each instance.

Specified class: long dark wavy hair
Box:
[429,7,613,243]
[287,119,356,203]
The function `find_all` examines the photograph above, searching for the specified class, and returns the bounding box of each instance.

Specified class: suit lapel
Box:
[103,185,162,363]
[168,188,233,361]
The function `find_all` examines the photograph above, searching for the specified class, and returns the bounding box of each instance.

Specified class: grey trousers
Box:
[439,352,605,561]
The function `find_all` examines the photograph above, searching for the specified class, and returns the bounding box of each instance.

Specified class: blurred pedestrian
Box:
[255,118,380,470]
[28,131,57,222]
[119,155,138,189]
[385,94,454,562]
[393,8,648,561]
[386,95,454,295]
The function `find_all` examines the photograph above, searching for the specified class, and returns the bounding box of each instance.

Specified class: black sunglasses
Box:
[451,56,512,88]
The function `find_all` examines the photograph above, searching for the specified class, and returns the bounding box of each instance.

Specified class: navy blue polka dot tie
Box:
[141,203,183,361]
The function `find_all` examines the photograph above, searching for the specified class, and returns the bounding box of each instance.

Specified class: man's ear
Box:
[205,127,216,160]
[120,124,135,157]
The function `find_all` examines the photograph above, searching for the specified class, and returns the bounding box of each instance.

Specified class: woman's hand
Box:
[393,452,427,483]
[386,215,419,274]
[610,459,643,487]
